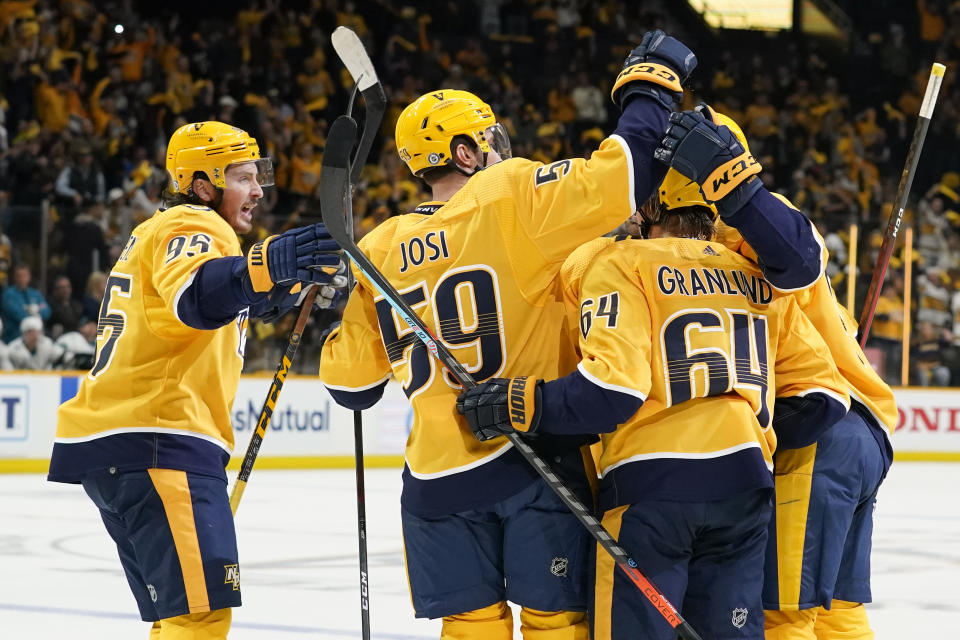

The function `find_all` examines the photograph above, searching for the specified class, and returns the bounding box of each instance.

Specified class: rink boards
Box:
[0,372,959,471]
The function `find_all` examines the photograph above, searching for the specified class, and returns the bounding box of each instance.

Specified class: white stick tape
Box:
[920,63,946,120]
[332,26,380,91]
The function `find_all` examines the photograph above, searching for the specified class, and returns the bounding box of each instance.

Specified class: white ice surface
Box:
[1,462,957,639]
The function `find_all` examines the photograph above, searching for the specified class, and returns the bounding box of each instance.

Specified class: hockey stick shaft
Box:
[320,115,701,640]
[321,115,371,637]
[858,62,945,346]
[331,28,383,639]
[353,410,370,635]
[230,286,319,515]
[321,114,372,638]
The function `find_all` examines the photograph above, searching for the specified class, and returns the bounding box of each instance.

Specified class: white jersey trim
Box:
[406,441,515,480]
[850,388,896,434]
[577,361,647,400]
[608,134,637,215]
[322,373,393,393]
[797,387,851,410]
[172,269,199,326]
[600,441,770,478]
[54,426,232,453]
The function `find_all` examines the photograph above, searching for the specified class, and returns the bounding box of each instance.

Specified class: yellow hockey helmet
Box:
[659,169,718,214]
[395,89,511,176]
[658,107,751,214]
[166,121,274,194]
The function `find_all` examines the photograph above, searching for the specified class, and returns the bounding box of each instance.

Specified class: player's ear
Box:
[452,140,478,170]
[192,176,216,202]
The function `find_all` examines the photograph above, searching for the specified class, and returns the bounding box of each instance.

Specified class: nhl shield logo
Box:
[550,557,568,578]
[731,607,748,629]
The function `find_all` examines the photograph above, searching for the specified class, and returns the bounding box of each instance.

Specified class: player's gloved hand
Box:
[255,268,349,324]
[456,377,543,442]
[611,29,698,110]
[654,109,763,217]
[246,223,343,292]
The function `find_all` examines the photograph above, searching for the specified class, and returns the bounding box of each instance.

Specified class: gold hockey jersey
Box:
[716,220,897,438]
[50,204,248,483]
[319,144,638,516]
[571,238,849,508]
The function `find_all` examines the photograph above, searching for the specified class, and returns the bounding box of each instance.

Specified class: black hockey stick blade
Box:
[331,26,387,184]
[350,88,386,186]
[321,116,359,238]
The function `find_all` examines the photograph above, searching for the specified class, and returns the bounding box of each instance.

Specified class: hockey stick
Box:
[230,286,319,515]
[321,114,372,639]
[331,26,386,640]
[858,62,945,346]
[332,26,388,186]
[320,115,703,640]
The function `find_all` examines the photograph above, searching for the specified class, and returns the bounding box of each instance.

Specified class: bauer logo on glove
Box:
[456,376,543,442]
[508,376,536,430]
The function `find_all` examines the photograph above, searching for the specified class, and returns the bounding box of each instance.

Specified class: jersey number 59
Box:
[374,267,505,397]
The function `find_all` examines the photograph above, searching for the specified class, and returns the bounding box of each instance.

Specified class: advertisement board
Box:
[1,373,958,471]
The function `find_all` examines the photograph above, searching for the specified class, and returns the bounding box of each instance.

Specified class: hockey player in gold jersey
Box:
[49,121,345,639]
[656,108,897,639]
[723,216,894,640]
[319,30,698,640]
[458,189,851,639]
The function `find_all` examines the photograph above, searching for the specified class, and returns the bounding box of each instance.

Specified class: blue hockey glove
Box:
[247,223,343,292]
[611,29,698,110]
[456,377,543,442]
[256,269,348,324]
[654,110,762,217]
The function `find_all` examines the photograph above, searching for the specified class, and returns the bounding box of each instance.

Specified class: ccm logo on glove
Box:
[705,155,760,201]
[249,242,265,266]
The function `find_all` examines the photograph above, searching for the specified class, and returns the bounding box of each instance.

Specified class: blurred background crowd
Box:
[1,0,959,385]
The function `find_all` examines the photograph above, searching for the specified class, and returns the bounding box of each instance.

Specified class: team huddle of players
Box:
[49,27,893,640]
[319,29,895,640]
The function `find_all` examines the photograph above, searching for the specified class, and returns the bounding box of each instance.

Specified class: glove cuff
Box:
[508,376,542,434]
[612,62,683,100]
[615,83,679,111]
[247,235,277,292]
[716,177,764,219]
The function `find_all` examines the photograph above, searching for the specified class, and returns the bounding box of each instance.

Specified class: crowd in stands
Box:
[1,0,960,385]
